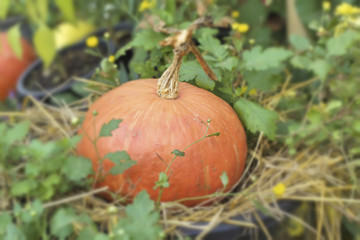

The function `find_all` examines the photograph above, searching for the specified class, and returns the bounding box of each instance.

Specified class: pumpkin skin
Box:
[0,32,36,101]
[77,79,247,206]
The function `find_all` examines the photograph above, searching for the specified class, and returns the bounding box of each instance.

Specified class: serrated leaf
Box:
[243,46,292,71]
[180,61,216,90]
[34,25,56,68]
[0,213,12,236]
[54,0,75,21]
[220,171,229,188]
[171,149,185,157]
[132,29,165,50]
[105,151,137,175]
[308,59,331,81]
[50,208,77,239]
[118,191,162,239]
[154,172,170,189]
[199,35,228,60]
[215,56,239,71]
[244,68,283,92]
[4,224,26,240]
[62,156,92,181]
[234,98,279,140]
[290,55,310,69]
[10,179,38,196]
[5,121,30,145]
[99,119,122,137]
[289,35,311,51]
[0,0,10,19]
[7,24,22,58]
[327,30,360,56]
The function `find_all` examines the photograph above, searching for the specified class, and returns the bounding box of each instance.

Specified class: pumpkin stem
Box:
[157,30,191,99]
[157,16,217,99]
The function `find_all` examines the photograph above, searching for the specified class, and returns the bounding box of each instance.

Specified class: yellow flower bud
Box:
[232,11,240,18]
[86,36,98,48]
[273,183,286,197]
[108,55,115,63]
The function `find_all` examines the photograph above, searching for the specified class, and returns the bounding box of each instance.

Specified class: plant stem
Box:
[155,121,220,207]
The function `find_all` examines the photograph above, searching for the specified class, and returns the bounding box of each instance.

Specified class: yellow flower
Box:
[86,36,98,48]
[139,0,156,12]
[335,3,360,16]
[249,38,255,45]
[232,23,250,33]
[238,86,248,95]
[249,89,257,96]
[273,183,286,197]
[108,55,115,63]
[322,1,331,11]
[232,11,240,18]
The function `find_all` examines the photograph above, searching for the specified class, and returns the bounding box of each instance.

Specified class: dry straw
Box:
[1,71,358,240]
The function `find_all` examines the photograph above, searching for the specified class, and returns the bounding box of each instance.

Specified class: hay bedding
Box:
[1,80,359,240]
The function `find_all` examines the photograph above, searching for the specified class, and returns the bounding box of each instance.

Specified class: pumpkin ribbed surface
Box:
[77,79,247,206]
[0,33,36,100]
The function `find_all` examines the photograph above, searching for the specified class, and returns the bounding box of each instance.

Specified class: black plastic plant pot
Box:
[16,39,113,103]
[0,16,33,43]
[179,200,300,240]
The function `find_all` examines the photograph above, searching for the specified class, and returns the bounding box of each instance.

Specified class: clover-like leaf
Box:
[105,151,137,175]
[99,119,122,137]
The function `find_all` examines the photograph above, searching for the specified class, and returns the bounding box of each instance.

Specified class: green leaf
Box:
[326,30,360,56]
[171,149,185,157]
[118,191,162,240]
[289,35,311,52]
[0,0,10,19]
[199,35,228,60]
[290,55,310,69]
[243,46,292,71]
[132,29,165,50]
[4,224,26,240]
[252,199,273,217]
[220,171,229,188]
[308,59,331,81]
[94,234,109,240]
[33,24,56,68]
[36,0,48,21]
[77,227,96,240]
[99,119,122,137]
[54,0,75,21]
[10,179,38,196]
[5,121,30,145]
[180,61,216,91]
[105,151,137,175]
[19,199,44,223]
[62,156,93,181]
[234,98,279,140]
[244,68,283,92]
[215,56,239,71]
[0,213,12,236]
[343,216,360,235]
[7,24,22,58]
[154,172,170,189]
[50,208,77,240]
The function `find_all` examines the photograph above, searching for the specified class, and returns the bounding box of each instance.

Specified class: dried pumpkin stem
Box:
[157,16,216,99]
[157,29,192,99]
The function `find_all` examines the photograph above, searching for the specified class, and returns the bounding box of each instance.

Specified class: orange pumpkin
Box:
[76,27,247,206]
[0,32,36,100]
[77,79,247,206]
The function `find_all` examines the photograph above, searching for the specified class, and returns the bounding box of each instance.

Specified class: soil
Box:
[24,43,108,91]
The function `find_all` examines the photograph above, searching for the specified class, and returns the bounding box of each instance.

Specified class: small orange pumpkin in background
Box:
[0,32,36,101]
[76,24,247,207]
